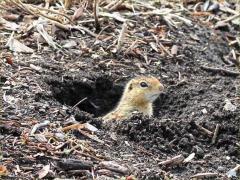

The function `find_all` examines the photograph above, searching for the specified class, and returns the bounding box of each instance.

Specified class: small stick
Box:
[183,153,195,163]
[200,65,240,77]
[104,0,119,9]
[93,0,101,32]
[195,123,213,137]
[217,13,240,24]
[190,172,218,179]
[232,164,240,172]
[57,159,93,171]
[219,4,238,15]
[167,79,187,89]
[72,26,97,37]
[159,42,172,57]
[75,150,103,161]
[116,22,127,53]
[227,164,240,178]
[30,4,72,22]
[158,154,184,166]
[109,0,124,12]
[61,123,85,132]
[211,124,220,144]
[79,129,104,144]
[64,0,73,9]
[30,120,50,135]
[72,97,88,109]
[99,161,129,175]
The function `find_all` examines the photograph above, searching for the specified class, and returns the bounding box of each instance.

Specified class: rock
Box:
[224,99,236,112]
[193,146,204,158]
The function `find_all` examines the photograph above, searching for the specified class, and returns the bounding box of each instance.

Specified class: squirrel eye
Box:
[140,81,148,88]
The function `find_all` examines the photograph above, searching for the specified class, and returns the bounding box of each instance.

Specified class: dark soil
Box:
[1,10,240,180]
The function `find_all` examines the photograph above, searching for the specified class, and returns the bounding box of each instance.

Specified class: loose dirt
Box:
[1,11,240,180]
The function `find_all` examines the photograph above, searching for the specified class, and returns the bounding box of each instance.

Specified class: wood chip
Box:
[99,161,129,175]
[190,172,218,179]
[159,154,184,166]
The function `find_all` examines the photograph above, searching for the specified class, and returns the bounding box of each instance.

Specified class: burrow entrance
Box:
[46,75,124,117]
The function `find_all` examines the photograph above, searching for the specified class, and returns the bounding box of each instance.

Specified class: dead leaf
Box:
[183,153,195,163]
[29,64,43,72]
[64,0,73,9]
[34,134,48,143]
[84,122,98,132]
[34,21,58,49]
[171,45,178,56]
[6,55,14,65]
[0,17,20,31]
[149,42,159,52]
[190,33,200,41]
[6,32,34,53]
[99,12,126,22]
[79,129,104,143]
[62,40,77,48]
[72,6,84,21]
[38,164,50,179]
[2,14,21,22]
[0,165,9,176]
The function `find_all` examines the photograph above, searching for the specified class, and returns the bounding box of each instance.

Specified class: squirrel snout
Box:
[159,84,164,91]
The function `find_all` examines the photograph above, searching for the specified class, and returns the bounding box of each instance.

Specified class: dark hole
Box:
[0,76,7,86]
[46,76,123,117]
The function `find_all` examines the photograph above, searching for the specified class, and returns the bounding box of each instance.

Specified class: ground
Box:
[0,1,240,179]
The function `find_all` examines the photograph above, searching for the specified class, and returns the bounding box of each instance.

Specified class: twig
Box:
[217,13,240,24]
[159,42,172,57]
[104,0,119,9]
[183,153,195,163]
[18,1,58,22]
[191,121,213,137]
[61,123,85,132]
[64,0,73,9]
[79,129,104,144]
[195,123,213,137]
[72,97,88,109]
[159,154,184,166]
[227,164,240,178]
[169,14,192,26]
[219,4,239,15]
[9,0,72,26]
[200,65,240,77]
[30,4,72,23]
[123,8,172,17]
[50,20,71,31]
[99,161,129,175]
[167,79,187,89]
[72,26,97,37]
[190,172,218,179]
[211,124,220,144]
[116,22,127,53]
[30,120,50,135]
[109,0,124,12]
[57,159,93,170]
[75,150,103,161]
[93,0,101,32]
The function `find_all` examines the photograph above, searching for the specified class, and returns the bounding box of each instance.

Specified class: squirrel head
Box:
[124,76,164,104]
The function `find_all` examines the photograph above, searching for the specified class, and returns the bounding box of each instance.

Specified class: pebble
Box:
[217,166,225,172]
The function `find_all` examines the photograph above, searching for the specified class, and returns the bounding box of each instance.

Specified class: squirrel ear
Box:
[128,83,133,91]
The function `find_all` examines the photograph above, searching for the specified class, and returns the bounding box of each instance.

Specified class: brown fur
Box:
[102,76,164,121]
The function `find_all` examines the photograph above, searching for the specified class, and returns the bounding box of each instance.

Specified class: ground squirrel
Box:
[102,76,164,121]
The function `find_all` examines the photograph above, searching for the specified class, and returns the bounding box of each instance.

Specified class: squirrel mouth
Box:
[146,93,160,102]
[151,94,160,98]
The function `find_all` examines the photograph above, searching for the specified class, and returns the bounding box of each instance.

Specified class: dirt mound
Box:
[1,2,240,178]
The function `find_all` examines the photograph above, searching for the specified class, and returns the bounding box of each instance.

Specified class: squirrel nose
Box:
[159,84,164,91]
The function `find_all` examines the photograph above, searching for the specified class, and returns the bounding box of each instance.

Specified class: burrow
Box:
[45,74,168,119]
